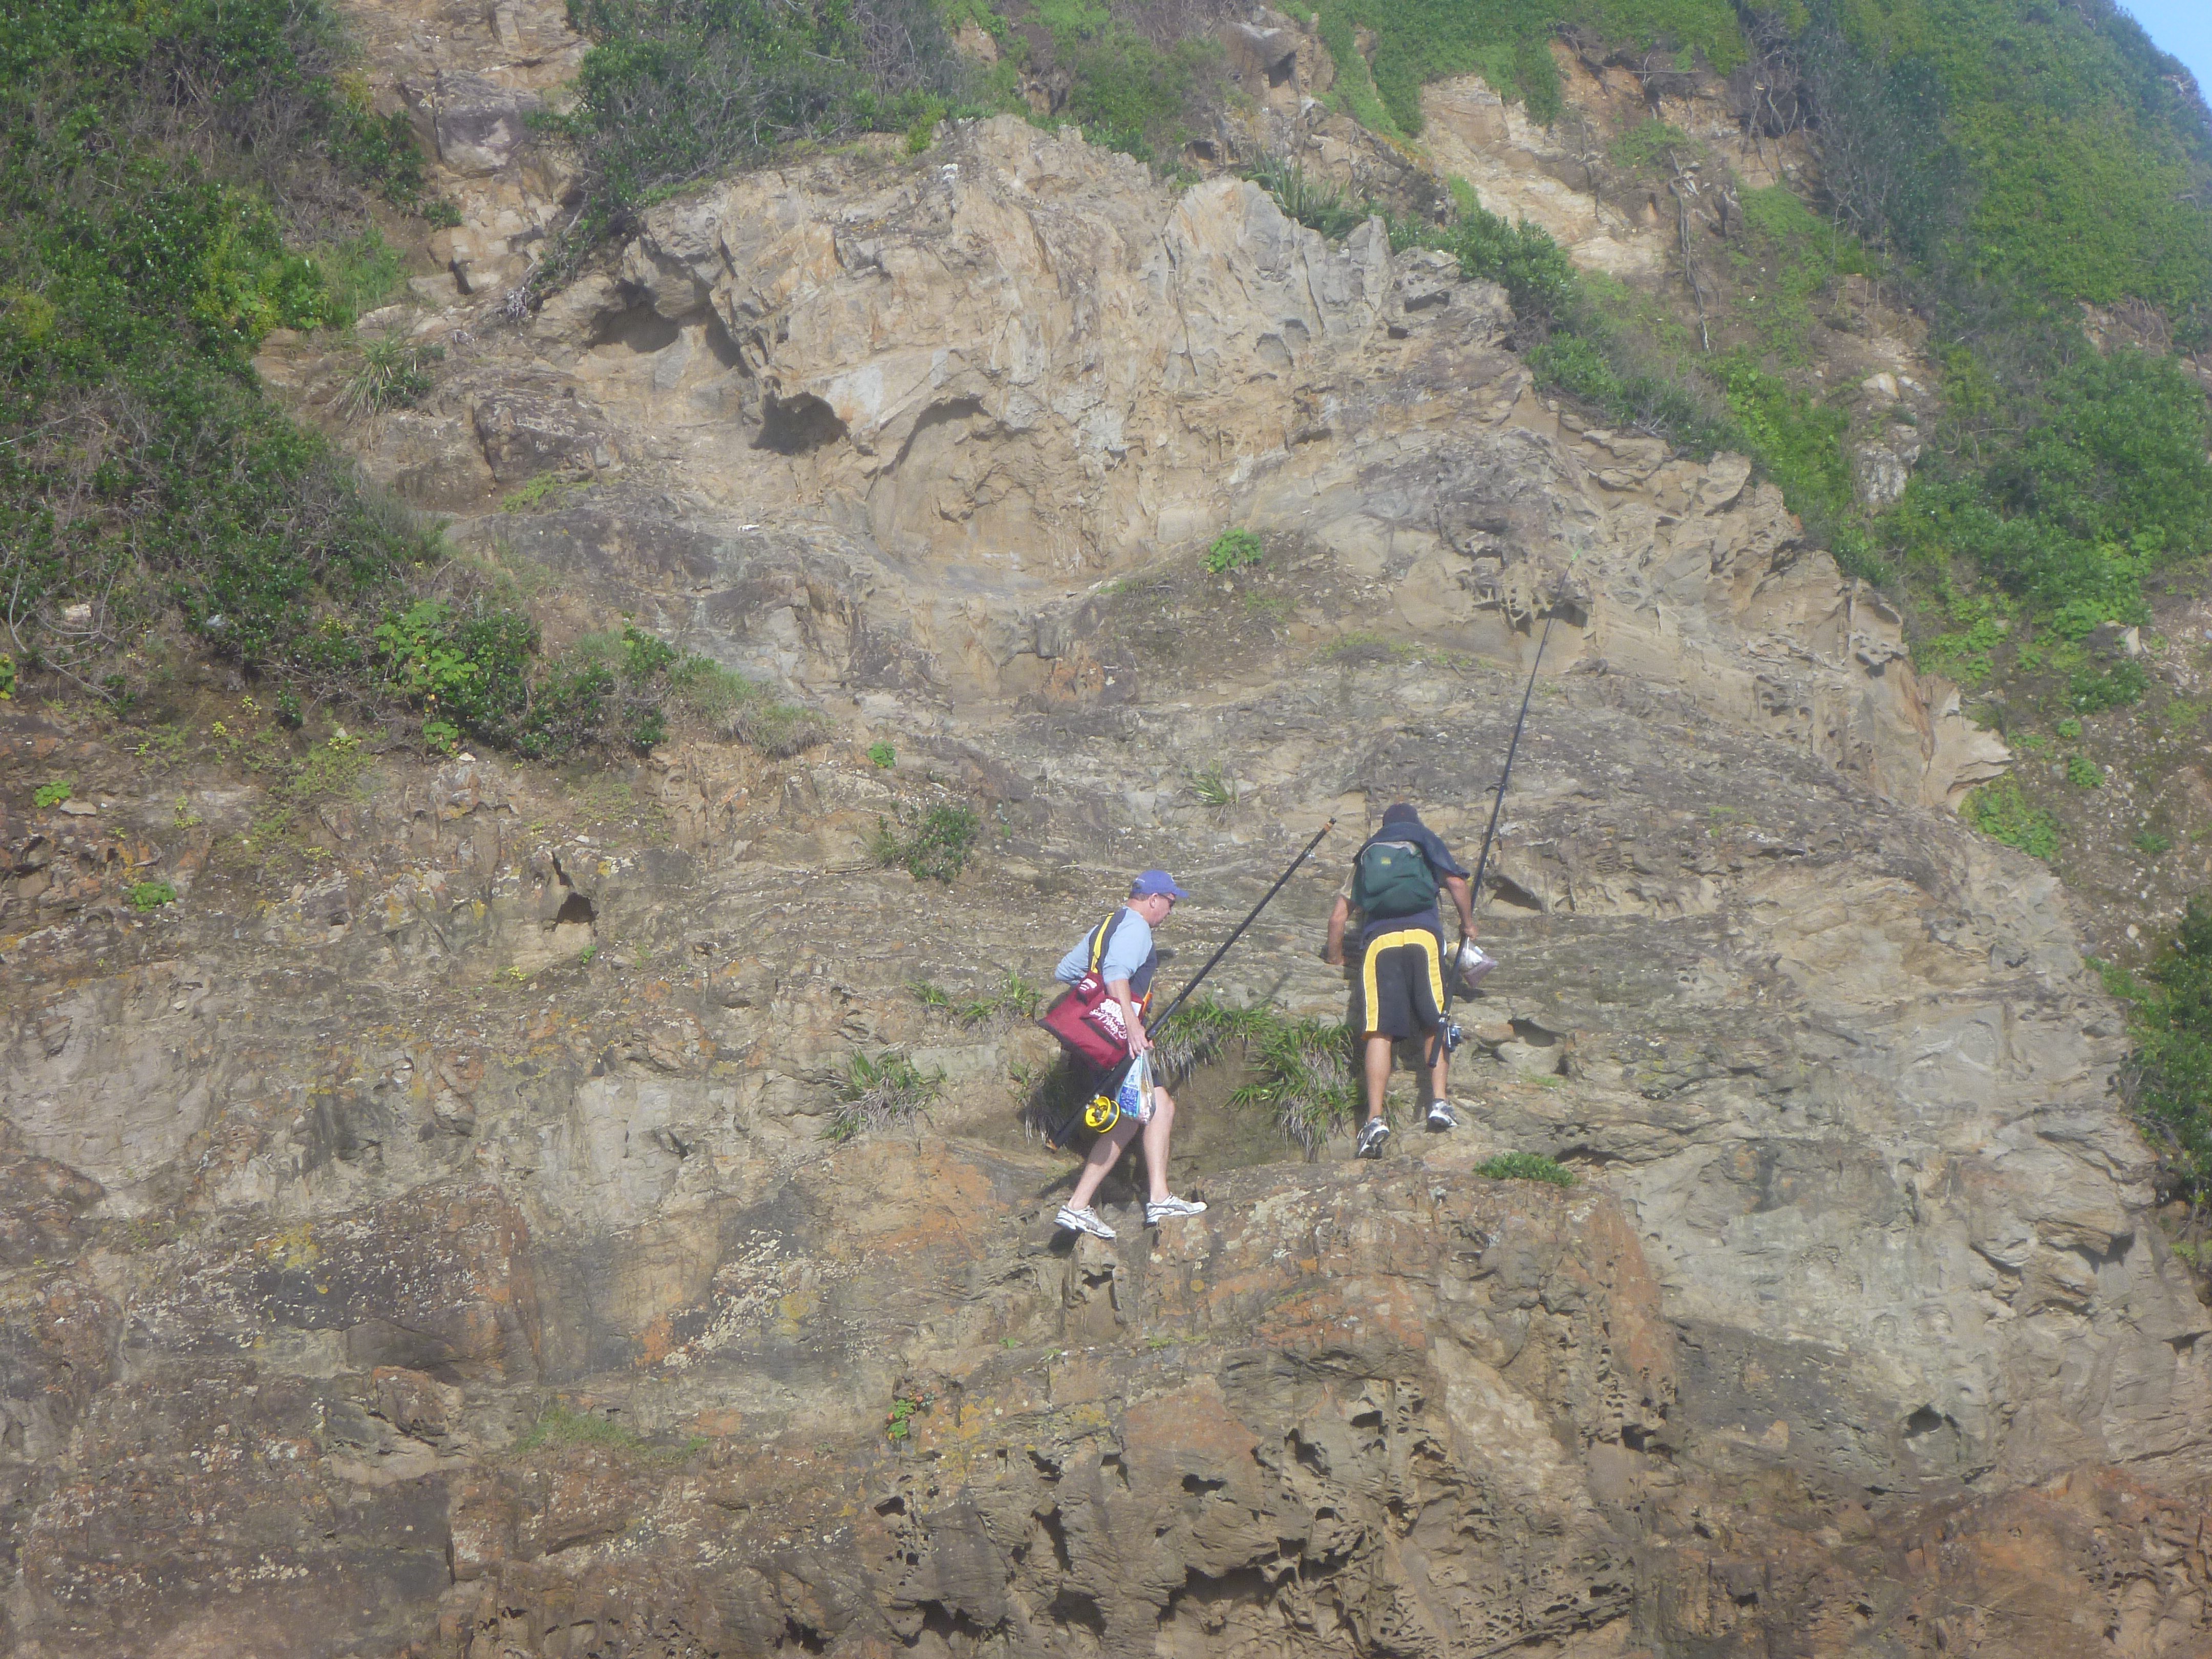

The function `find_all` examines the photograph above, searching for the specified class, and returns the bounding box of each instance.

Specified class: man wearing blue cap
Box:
[1050,869,1209,1240]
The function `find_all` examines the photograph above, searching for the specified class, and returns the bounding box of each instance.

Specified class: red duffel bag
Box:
[1040,909,1149,1068]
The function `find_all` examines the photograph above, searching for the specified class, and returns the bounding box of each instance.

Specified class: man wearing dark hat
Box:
[1050,869,1209,1240]
[1323,804,1477,1157]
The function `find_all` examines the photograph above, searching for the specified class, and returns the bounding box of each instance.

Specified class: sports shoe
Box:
[1426,1100,1458,1132]
[1145,1195,1207,1225]
[1355,1118,1391,1159]
[1055,1204,1116,1241]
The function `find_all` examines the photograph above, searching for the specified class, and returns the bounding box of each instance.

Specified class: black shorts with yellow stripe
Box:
[1356,927,1445,1039]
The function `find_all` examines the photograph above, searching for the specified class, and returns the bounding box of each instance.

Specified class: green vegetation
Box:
[1247,158,1365,240]
[873,802,979,882]
[1960,775,2059,862]
[1188,765,1235,809]
[960,969,1042,1025]
[0,0,475,711]
[1230,1014,1366,1156]
[867,740,896,768]
[501,473,592,514]
[126,880,178,911]
[1477,1151,1577,1186]
[343,339,442,416]
[885,1388,932,1440]
[912,969,1042,1026]
[2101,904,2212,1198]
[826,1049,945,1141]
[1795,1,2212,664]
[1203,528,1265,574]
[32,780,71,809]
[516,1401,701,1460]
[1313,0,1745,135]
[536,0,970,296]
[2065,753,2103,790]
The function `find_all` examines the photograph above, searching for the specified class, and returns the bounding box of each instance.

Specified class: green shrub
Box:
[0,0,531,721]
[33,780,71,809]
[126,880,177,911]
[1608,118,1694,175]
[1315,0,1745,135]
[1961,775,2059,861]
[1476,1151,1576,1186]
[1204,528,1265,573]
[533,0,967,297]
[867,740,896,769]
[2064,753,2102,789]
[2069,660,2149,713]
[2135,829,2173,856]
[2109,901,2212,1197]
[312,229,408,326]
[731,696,832,757]
[1061,32,1221,165]
[873,803,979,883]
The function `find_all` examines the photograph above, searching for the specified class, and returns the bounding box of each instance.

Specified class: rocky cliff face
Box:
[4,5,2210,1656]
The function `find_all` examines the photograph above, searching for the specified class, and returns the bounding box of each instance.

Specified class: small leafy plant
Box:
[33,780,71,808]
[126,880,177,911]
[885,1389,933,1441]
[1476,1152,1577,1187]
[2065,754,2103,790]
[873,803,979,883]
[867,740,896,769]
[501,472,590,514]
[1961,776,2060,862]
[1204,528,1264,574]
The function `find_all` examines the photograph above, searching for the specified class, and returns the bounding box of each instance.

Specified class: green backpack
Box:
[1352,837,1438,918]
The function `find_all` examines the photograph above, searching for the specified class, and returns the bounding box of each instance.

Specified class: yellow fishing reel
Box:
[1082,1094,1121,1133]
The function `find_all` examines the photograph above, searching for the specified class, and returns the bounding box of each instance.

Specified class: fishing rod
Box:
[1081,817,1335,1133]
[1432,600,1561,1065]
[1154,816,1335,1030]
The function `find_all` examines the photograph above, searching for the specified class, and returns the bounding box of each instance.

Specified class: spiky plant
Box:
[825,1049,943,1141]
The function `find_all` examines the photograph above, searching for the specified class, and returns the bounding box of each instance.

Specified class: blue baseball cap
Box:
[1130,869,1188,899]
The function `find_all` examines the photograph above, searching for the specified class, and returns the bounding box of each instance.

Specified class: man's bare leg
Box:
[1363,1033,1393,1121]
[1139,1089,1176,1203]
[1066,1115,1139,1212]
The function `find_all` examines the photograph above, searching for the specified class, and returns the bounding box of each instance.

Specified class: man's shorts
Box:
[1356,928,1445,1039]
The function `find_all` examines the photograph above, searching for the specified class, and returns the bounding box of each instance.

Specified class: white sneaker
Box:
[1055,1204,1116,1241]
[1145,1195,1207,1224]
[1426,1101,1458,1131]
[1355,1118,1391,1158]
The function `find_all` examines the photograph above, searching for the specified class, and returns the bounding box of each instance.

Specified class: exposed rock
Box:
[7,11,2209,1656]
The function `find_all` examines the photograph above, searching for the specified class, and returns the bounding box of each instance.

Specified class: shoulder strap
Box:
[1086,907,1126,974]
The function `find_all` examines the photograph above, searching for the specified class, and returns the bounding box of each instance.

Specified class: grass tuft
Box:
[826,1049,944,1141]
[1476,1151,1576,1186]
